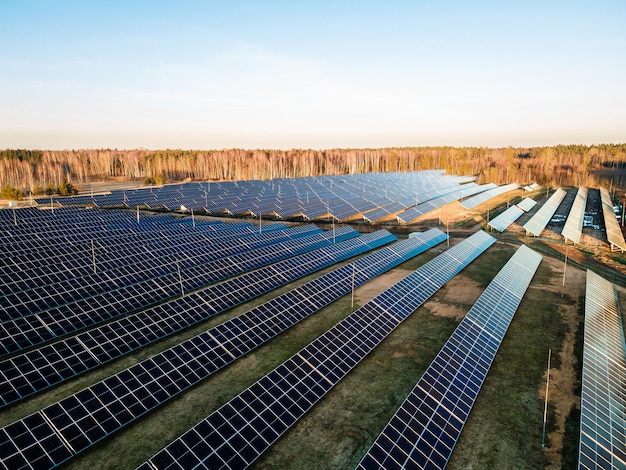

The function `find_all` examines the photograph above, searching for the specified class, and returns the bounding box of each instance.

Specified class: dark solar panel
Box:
[578,270,626,469]
[357,244,542,469]
[0,226,358,356]
[0,229,433,467]
[0,230,396,407]
[139,231,495,469]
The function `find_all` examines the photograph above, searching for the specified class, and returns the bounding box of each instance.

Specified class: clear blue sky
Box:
[1,1,625,150]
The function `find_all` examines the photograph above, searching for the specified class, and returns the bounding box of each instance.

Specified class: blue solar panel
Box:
[0,229,440,467]
[579,270,626,469]
[459,183,520,210]
[138,231,495,469]
[0,224,317,319]
[487,205,524,232]
[0,230,397,407]
[35,172,483,223]
[0,226,358,356]
[396,183,496,224]
[357,244,542,469]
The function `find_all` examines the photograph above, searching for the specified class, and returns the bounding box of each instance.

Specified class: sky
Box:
[1,1,625,150]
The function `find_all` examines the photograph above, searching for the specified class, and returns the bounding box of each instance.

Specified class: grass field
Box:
[0,230,595,470]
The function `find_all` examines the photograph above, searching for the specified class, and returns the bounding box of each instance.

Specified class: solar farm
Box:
[2,171,626,469]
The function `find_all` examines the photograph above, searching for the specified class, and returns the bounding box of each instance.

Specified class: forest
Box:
[1,144,626,197]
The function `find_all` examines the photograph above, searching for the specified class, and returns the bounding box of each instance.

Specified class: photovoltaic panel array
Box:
[0,229,394,407]
[599,188,626,252]
[459,183,520,210]
[396,183,497,224]
[0,223,319,322]
[487,205,524,232]
[579,270,626,469]
[35,172,482,223]
[523,189,567,237]
[357,244,542,470]
[0,226,358,356]
[516,197,537,213]
[138,230,496,470]
[562,187,588,244]
[0,229,440,469]
[0,208,294,311]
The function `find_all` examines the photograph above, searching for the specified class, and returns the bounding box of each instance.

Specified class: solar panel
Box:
[0,226,359,356]
[523,189,567,237]
[396,183,496,224]
[0,230,399,407]
[35,172,486,224]
[0,230,443,467]
[0,224,319,319]
[487,205,524,232]
[516,197,537,212]
[1,215,285,297]
[459,183,520,210]
[579,270,626,469]
[599,188,626,252]
[138,231,495,469]
[357,244,542,469]
[562,187,588,244]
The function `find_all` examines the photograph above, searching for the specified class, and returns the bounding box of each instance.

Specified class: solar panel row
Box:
[0,226,360,356]
[487,205,524,232]
[2,207,249,254]
[0,230,434,468]
[0,230,396,407]
[357,244,542,469]
[396,183,498,224]
[523,189,567,237]
[363,202,407,223]
[0,224,320,319]
[35,172,479,223]
[459,183,520,210]
[562,187,588,244]
[2,219,284,295]
[578,270,626,469]
[599,188,626,252]
[516,197,537,213]
[138,230,495,470]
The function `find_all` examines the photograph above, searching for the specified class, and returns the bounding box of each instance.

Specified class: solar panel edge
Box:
[522,188,566,237]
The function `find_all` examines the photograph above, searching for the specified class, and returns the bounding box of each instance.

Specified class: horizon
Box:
[2,1,626,150]
[5,142,626,153]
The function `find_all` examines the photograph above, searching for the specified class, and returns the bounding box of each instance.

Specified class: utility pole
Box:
[542,349,552,448]
[561,246,568,297]
[351,263,355,310]
[177,259,184,296]
[92,240,97,274]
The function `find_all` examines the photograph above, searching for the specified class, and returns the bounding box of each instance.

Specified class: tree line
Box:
[1,144,626,196]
